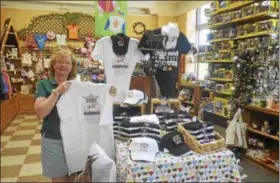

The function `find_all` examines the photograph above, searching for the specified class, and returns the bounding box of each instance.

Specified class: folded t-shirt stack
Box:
[113,105,141,122]
[157,112,193,132]
[113,115,161,141]
[183,121,215,144]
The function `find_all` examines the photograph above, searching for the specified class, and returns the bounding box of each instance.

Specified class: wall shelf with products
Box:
[245,154,279,172]
[198,0,279,125]
[208,12,278,29]
[242,105,279,172]
[177,82,201,116]
[200,60,233,63]
[210,1,254,16]
[247,127,279,141]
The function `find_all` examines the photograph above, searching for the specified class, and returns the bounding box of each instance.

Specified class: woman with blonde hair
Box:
[34,48,117,182]
[34,48,77,182]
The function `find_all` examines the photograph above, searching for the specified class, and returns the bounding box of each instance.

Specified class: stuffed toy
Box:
[32,51,38,62]
[22,52,32,67]
[84,36,96,60]
[46,31,56,40]
[36,58,44,74]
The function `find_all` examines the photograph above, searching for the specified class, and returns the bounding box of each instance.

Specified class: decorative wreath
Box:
[133,22,146,35]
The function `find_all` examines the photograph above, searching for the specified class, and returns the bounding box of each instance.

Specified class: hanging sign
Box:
[95,0,127,37]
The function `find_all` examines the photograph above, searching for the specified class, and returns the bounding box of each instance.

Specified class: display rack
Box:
[242,105,279,172]
[1,19,23,94]
[198,0,279,121]
[177,82,201,116]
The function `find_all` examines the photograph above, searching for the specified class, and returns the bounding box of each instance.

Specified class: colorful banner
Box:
[95,0,127,37]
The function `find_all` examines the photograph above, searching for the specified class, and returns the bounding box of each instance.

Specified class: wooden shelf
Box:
[6,58,21,60]
[208,31,278,43]
[210,1,254,15]
[231,12,278,23]
[208,38,232,43]
[208,12,279,29]
[247,127,279,141]
[215,91,233,95]
[203,89,233,96]
[245,154,279,172]
[209,78,233,82]
[200,60,233,63]
[243,105,279,116]
[204,110,230,119]
[234,31,278,41]
[181,101,194,105]
[179,82,196,88]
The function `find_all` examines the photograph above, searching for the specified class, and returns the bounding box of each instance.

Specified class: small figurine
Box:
[6,48,18,59]
[261,121,270,134]
[32,51,38,62]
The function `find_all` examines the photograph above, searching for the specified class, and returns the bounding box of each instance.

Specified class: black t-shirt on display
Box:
[138,28,191,98]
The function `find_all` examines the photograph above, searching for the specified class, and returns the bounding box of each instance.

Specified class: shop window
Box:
[197,3,211,25]
[198,29,210,46]
[198,63,209,80]
[187,9,197,44]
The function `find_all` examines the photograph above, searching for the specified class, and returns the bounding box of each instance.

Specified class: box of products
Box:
[237,25,246,37]
[256,19,279,33]
[255,1,279,14]
[218,1,228,9]
[242,4,255,17]
[223,12,232,23]
[232,10,242,20]
[244,23,257,35]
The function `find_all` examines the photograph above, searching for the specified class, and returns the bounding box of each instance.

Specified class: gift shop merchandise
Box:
[113,114,161,141]
[123,89,148,105]
[56,80,114,174]
[159,131,191,156]
[1,1,279,182]
[129,137,159,162]
[92,33,145,102]
[138,23,191,98]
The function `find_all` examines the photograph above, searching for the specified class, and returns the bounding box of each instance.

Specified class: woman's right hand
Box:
[54,81,71,95]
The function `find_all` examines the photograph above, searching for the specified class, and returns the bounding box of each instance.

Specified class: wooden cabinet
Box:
[1,95,18,132]
[130,76,153,97]
[18,94,35,114]
[1,94,35,132]
[242,105,279,172]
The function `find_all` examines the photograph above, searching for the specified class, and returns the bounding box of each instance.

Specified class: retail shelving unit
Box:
[198,0,279,121]
[201,0,279,170]
[177,82,202,116]
[242,105,279,172]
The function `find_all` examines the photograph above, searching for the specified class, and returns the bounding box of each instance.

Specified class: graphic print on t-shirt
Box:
[82,94,100,123]
[154,50,179,71]
[112,55,129,75]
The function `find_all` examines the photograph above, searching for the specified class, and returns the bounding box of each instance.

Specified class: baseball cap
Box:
[159,131,191,156]
[123,90,148,105]
[129,137,159,162]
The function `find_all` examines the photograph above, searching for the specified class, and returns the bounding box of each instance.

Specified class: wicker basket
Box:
[178,124,225,154]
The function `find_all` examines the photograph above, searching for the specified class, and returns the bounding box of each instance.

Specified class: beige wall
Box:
[176,14,187,35]
[157,16,177,28]
[1,8,180,39]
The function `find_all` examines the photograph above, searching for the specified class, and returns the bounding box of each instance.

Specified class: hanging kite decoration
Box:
[95,0,127,37]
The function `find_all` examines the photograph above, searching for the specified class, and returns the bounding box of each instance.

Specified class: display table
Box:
[115,140,241,182]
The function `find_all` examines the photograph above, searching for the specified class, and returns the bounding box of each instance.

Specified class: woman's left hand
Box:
[109,86,117,97]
